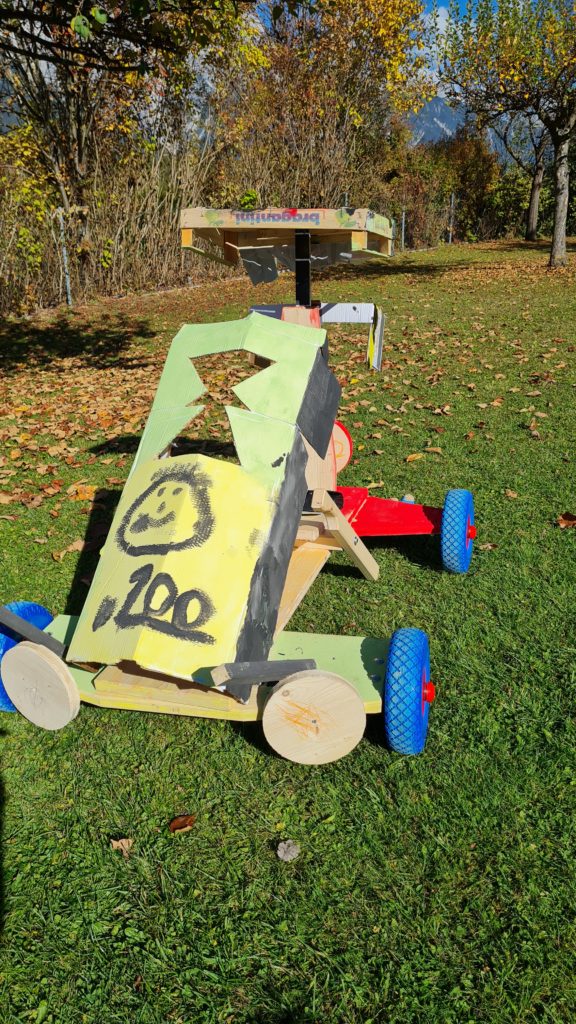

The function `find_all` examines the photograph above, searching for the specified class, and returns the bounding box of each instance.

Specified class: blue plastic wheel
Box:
[0,601,53,712]
[441,489,475,574]
[384,628,434,755]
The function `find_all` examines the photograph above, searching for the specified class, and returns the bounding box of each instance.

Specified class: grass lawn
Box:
[0,239,575,1023]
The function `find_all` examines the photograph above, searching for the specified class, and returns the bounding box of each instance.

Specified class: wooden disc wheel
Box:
[262,670,366,765]
[1,642,80,730]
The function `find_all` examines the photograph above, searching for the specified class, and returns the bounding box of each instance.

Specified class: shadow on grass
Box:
[313,238,576,288]
[376,534,444,572]
[64,486,122,617]
[90,435,237,460]
[0,310,156,373]
[322,535,443,576]
[316,257,476,282]
[488,238,576,256]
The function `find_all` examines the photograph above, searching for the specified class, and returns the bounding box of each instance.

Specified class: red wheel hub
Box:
[423,681,436,704]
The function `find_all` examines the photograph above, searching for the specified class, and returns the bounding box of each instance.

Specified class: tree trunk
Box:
[525,156,544,241]
[549,136,570,268]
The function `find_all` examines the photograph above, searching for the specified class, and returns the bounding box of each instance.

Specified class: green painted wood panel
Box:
[47,616,386,707]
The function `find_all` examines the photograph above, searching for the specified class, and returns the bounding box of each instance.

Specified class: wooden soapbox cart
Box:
[0,208,476,764]
[0,311,449,764]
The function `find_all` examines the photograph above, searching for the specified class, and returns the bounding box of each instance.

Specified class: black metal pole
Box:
[294,229,312,306]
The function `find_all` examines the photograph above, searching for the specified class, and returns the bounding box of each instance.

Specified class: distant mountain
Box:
[409,96,464,145]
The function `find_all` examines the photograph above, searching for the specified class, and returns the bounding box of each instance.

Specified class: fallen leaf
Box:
[366,480,385,489]
[69,484,97,502]
[0,492,13,504]
[169,813,197,834]
[505,489,518,499]
[425,446,443,454]
[479,543,498,551]
[51,538,86,561]
[277,840,301,862]
[110,837,133,859]
[557,512,576,528]
[405,453,424,463]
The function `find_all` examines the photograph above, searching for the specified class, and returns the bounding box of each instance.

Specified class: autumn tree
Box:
[212,0,431,209]
[0,3,245,281]
[490,113,552,240]
[438,0,576,266]
[434,125,500,240]
[0,2,243,71]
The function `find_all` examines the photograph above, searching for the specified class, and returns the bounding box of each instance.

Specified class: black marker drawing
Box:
[117,463,215,556]
[92,563,216,645]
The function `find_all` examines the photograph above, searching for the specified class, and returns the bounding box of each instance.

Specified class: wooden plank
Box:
[181,208,393,239]
[280,306,321,328]
[303,434,337,490]
[49,615,386,716]
[211,658,317,700]
[183,244,235,267]
[310,490,379,581]
[275,543,331,634]
[367,232,393,256]
[222,230,240,263]
[268,630,386,711]
[351,230,368,251]
[295,522,325,543]
[211,658,315,687]
[95,662,262,720]
[0,606,66,658]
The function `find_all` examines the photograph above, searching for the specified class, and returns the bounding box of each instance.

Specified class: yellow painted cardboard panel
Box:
[68,455,274,678]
